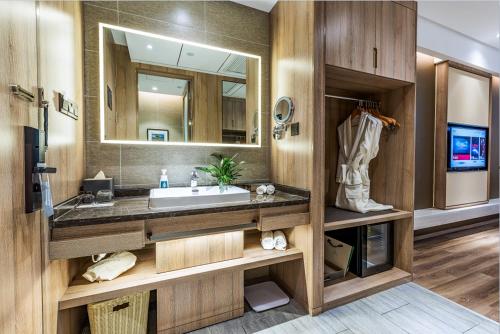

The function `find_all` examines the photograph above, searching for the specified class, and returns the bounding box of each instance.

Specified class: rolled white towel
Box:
[82,251,137,282]
[266,184,275,195]
[273,230,287,251]
[256,184,267,195]
[260,231,275,250]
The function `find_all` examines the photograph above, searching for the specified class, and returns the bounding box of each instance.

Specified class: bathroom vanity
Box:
[51,186,310,333]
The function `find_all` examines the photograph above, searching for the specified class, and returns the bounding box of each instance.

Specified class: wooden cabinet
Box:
[157,271,244,334]
[222,97,246,131]
[325,1,416,82]
[375,2,416,82]
[325,1,377,75]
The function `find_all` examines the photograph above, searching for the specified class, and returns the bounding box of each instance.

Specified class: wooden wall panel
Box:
[434,62,449,209]
[0,1,42,334]
[103,29,117,139]
[114,45,138,140]
[246,57,259,143]
[270,1,324,315]
[0,2,43,334]
[37,1,85,333]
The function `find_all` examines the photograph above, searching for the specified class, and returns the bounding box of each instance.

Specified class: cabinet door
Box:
[222,98,234,130]
[234,100,246,131]
[325,1,377,74]
[375,2,416,82]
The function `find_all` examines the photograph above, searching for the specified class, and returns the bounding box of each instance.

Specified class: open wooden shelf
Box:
[59,235,302,310]
[324,207,413,231]
[323,267,411,310]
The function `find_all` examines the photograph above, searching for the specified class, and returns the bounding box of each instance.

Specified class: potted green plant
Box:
[196,153,245,192]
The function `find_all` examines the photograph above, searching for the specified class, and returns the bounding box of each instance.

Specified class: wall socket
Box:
[291,122,300,136]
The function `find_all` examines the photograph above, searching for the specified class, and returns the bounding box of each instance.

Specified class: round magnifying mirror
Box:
[273,96,294,125]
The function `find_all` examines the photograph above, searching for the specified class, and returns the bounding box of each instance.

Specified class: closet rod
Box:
[324,94,379,104]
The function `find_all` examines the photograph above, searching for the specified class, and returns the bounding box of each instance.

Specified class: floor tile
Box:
[328,300,407,334]
[360,288,409,314]
[383,303,461,334]
[464,320,500,334]
[393,283,483,332]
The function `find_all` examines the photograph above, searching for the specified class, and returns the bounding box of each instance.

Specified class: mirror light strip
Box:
[98,22,262,148]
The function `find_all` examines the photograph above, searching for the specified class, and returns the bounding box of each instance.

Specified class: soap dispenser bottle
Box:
[159,169,169,188]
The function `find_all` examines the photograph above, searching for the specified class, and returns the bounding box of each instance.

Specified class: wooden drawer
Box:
[145,210,258,243]
[49,230,145,260]
[49,220,145,260]
[258,212,310,231]
[258,204,310,231]
[156,231,244,273]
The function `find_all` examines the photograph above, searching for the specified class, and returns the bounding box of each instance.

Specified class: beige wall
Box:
[138,92,184,141]
[84,1,270,187]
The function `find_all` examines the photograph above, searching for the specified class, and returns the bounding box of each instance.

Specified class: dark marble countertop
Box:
[51,187,309,229]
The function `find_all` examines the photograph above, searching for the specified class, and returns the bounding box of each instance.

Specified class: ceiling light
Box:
[152,86,158,91]
[497,33,499,38]
[147,44,153,50]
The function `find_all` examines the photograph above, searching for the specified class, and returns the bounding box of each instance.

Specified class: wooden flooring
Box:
[414,224,499,321]
[196,283,498,333]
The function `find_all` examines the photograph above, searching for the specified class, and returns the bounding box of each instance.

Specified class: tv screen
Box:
[447,123,488,171]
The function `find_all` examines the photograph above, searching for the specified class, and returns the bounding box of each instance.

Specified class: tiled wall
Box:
[83,1,270,188]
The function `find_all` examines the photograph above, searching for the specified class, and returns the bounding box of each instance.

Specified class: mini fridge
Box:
[325,222,393,277]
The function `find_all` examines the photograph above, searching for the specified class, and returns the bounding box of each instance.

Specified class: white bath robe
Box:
[335,112,393,213]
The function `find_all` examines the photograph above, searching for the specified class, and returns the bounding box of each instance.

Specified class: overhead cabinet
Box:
[325,1,416,82]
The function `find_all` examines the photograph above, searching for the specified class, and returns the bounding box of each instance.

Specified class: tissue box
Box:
[82,178,114,196]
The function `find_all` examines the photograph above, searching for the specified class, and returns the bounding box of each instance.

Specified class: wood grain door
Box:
[233,99,246,131]
[222,97,234,130]
[325,1,377,75]
[375,2,416,82]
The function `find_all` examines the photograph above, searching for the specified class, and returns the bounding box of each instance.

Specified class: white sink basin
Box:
[149,186,251,209]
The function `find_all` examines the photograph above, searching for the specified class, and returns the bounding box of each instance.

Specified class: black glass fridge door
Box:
[361,222,393,277]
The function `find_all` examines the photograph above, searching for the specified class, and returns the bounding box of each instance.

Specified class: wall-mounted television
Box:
[447,123,488,172]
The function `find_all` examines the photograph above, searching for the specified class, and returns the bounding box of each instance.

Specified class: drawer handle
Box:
[373,47,378,69]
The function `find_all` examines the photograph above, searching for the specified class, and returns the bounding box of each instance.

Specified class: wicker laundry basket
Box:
[87,291,150,334]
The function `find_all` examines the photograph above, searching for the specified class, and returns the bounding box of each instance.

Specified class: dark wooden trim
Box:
[435,60,493,79]
[433,61,449,209]
[414,214,498,240]
[312,0,326,312]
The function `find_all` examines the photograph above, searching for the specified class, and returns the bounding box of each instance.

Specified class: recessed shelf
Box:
[324,206,413,231]
[323,267,411,309]
[59,235,302,310]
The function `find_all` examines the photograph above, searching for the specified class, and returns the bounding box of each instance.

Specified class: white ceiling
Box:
[138,74,188,96]
[231,0,277,12]
[223,81,246,99]
[418,1,500,49]
[110,29,247,79]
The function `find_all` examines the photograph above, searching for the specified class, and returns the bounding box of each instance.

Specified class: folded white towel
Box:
[260,231,275,250]
[273,230,287,251]
[83,251,137,282]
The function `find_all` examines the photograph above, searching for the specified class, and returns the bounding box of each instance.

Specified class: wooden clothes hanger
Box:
[349,101,400,129]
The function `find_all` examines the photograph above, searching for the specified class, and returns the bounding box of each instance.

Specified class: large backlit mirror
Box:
[99,23,261,146]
